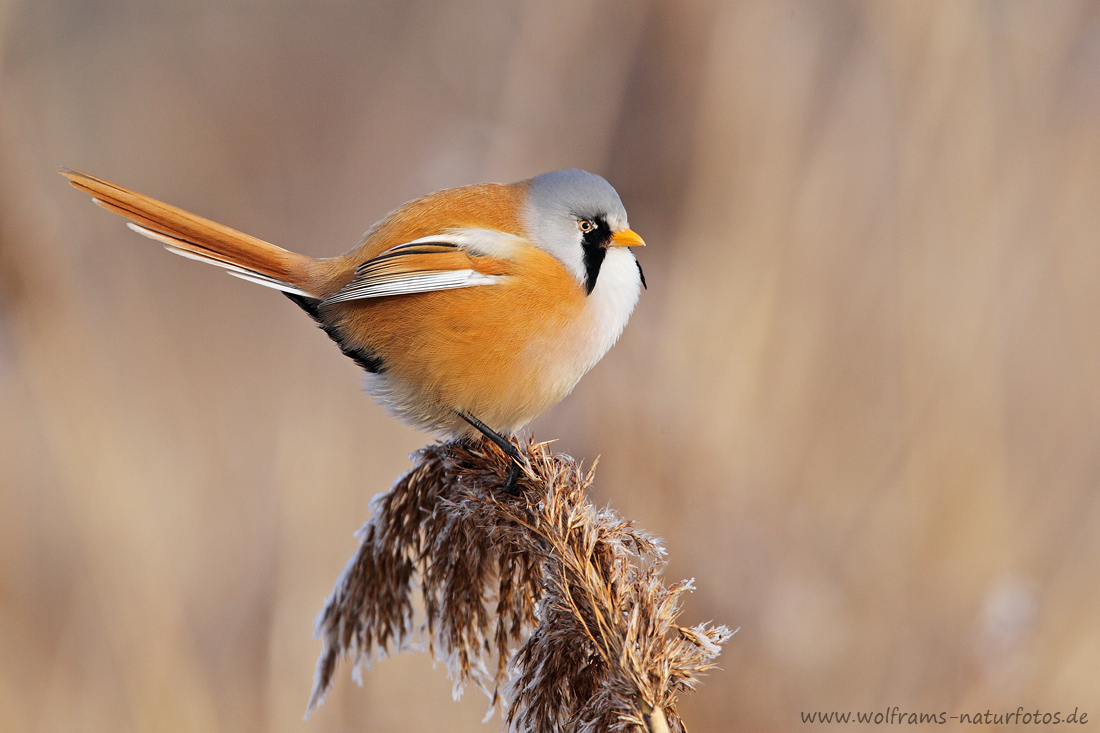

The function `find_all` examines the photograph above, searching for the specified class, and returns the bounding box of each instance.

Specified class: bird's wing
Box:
[321,233,518,305]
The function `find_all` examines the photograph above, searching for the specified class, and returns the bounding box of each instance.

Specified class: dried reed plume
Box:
[309,436,733,732]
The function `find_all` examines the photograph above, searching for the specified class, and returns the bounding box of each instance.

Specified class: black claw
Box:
[503,461,522,496]
[457,411,524,495]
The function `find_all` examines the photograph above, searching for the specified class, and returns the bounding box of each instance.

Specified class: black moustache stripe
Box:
[582,239,607,294]
[581,219,612,294]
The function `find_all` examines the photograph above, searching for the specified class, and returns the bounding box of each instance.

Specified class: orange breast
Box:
[327,244,589,433]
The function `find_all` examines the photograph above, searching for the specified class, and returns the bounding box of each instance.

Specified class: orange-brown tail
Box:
[61,168,319,297]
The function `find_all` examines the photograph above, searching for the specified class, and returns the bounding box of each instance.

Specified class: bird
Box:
[61,167,645,491]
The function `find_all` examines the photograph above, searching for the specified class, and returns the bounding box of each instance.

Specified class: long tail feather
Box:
[61,167,319,297]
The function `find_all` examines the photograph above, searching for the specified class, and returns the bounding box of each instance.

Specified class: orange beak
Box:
[609,228,646,248]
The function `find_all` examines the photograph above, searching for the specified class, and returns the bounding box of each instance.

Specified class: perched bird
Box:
[61,167,645,490]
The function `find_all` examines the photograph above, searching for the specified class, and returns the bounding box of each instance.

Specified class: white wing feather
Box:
[321,228,520,305]
[322,269,500,303]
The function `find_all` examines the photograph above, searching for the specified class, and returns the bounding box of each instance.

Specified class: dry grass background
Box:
[2,1,1099,731]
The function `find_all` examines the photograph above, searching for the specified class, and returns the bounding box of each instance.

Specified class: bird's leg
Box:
[457,412,523,495]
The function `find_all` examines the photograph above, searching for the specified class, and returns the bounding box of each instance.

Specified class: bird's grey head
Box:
[523,169,635,294]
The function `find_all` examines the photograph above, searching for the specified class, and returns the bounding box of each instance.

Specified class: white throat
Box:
[579,247,642,371]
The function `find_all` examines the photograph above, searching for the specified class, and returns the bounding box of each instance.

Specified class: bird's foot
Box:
[457,411,525,496]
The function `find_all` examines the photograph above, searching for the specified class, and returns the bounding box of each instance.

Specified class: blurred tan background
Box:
[2,1,1100,730]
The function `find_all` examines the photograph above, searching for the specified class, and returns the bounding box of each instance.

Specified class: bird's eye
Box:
[578,219,595,233]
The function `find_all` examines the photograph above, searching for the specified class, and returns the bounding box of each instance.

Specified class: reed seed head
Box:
[309,437,733,731]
